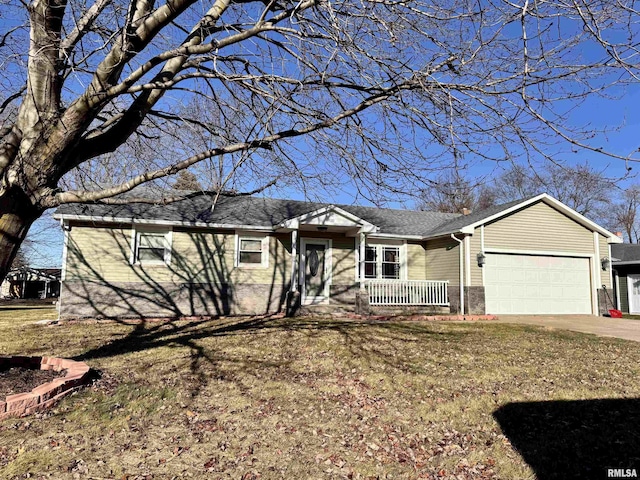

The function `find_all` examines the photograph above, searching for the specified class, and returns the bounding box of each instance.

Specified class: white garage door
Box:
[484,254,592,314]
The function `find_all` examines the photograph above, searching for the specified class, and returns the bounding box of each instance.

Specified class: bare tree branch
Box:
[59,0,112,64]
[0,0,639,282]
[52,80,415,205]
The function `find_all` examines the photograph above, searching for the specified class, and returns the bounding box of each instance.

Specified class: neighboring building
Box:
[611,243,640,314]
[53,193,621,319]
[0,268,61,299]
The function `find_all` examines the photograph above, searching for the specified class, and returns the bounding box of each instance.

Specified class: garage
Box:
[484,253,592,314]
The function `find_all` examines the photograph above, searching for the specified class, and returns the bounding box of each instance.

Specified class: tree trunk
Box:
[0,186,42,284]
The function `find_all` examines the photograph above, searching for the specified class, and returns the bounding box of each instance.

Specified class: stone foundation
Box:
[355,288,370,315]
[285,290,301,316]
[598,288,616,315]
[61,280,489,319]
[329,284,359,305]
[448,286,486,315]
[60,280,290,319]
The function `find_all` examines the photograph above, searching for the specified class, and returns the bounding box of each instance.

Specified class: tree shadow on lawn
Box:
[494,398,640,480]
[72,316,468,388]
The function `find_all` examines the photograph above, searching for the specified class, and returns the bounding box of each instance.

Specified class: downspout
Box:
[58,218,70,322]
[451,233,464,315]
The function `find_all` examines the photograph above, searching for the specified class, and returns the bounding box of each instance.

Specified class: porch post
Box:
[358,232,366,286]
[290,229,298,292]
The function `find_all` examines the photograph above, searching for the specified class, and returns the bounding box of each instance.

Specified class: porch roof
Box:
[612,244,640,264]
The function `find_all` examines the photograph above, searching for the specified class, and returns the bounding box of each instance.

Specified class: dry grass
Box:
[0,307,639,479]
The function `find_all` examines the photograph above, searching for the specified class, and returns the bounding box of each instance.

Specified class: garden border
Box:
[0,356,91,419]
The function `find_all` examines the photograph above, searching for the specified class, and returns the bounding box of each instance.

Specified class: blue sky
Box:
[14,2,640,268]
[31,80,640,269]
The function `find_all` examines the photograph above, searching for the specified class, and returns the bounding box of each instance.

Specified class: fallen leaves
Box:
[0,316,639,479]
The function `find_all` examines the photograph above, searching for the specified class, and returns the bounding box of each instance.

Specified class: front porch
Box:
[278,204,452,315]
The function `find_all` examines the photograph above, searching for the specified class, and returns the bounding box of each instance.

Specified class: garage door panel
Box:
[485,253,591,314]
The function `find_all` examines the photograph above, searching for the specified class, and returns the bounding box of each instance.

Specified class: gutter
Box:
[54,212,459,240]
[450,233,464,315]
[53,214,274,232]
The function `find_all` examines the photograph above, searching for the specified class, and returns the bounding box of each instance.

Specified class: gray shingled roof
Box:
[426,198,530,236]
[55,192,533,238]
[612,244,640,263]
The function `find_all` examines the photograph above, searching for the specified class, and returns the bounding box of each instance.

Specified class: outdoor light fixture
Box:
[477,252,486,267]
[317,226,328,232]
[601,257,610,271]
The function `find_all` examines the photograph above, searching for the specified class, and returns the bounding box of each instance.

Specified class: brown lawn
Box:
[0,306,639,479]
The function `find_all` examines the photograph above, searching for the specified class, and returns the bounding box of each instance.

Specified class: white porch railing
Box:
[364,280,449,306]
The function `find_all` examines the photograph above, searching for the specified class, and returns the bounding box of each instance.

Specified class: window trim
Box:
[363,240,407,280]
[235,232,270,268]
[381,245,402,279]
[131,227,172,266]
[364,245,378,279]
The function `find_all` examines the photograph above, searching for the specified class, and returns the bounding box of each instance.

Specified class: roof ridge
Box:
[234,195,463,219]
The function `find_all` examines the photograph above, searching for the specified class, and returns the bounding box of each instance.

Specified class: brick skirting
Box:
[0,356,91,419]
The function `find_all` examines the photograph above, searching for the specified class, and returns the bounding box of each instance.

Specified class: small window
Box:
[236,234,269,268]
[364,246,377,278]
[239,238,263,264]
[134,230,171,264]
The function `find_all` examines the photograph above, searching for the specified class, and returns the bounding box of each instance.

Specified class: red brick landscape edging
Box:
[0,356,91,419]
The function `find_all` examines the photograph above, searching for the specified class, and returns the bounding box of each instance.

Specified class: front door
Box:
[303,240,329,304]
[628,274,640,314]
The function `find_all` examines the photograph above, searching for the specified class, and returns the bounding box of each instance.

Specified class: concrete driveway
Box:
[494,315,640,343]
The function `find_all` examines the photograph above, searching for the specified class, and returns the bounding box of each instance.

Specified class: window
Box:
[133,229,171,265]
[362,243,403,280]
[236,234,269,268]
[364,246,377,278]
[239,238,263,264]
[381,246,400,279]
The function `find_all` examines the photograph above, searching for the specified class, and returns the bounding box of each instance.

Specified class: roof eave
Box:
[613,260,640,266]
[459,193,621,241]
[367,232,425,240]
[54,213,275,232]
[421,228,468,240]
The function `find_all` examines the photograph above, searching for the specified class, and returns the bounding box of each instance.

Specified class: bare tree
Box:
[10,250,28,270]
[492,162,616,218]
[417,171,496,214]
[0,0,639,283]
[608,186,640,243]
